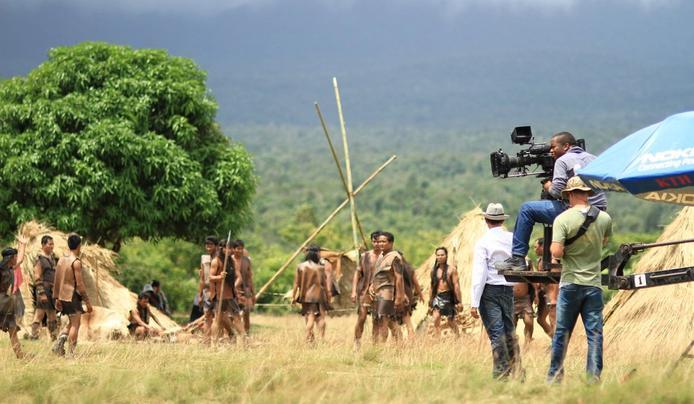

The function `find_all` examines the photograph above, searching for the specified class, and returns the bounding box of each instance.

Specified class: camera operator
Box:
[496,132,607,272]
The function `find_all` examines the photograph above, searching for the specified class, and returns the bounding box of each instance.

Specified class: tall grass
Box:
[1,315,691,403]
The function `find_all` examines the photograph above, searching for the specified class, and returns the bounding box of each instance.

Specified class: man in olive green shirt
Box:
[548,176,611,383]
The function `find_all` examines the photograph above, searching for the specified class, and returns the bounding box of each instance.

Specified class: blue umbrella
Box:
[578,111,694,206]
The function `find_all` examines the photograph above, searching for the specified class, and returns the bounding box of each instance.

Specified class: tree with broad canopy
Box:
[0,42,256,250]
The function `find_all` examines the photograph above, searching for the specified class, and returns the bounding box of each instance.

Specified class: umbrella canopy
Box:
[578,111,694,206]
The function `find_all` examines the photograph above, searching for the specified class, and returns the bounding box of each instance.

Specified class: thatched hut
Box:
[411,207,488,334]
[15,221,179,340]
[601,207,694,363]
[320,249,358,312]
[283,248,358,314]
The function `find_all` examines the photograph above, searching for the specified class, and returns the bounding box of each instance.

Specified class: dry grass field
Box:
[1,313,692,404]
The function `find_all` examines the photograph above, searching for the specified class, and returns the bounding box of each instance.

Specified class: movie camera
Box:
[490,126,584,179]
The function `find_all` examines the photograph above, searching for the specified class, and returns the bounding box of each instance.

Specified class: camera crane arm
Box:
[603,238,694,290]
[498,237,694,290]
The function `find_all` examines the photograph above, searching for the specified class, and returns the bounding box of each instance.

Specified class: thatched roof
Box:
[283,249,358,313]
[601,207,694,363]
[411,207,488,332]
[321,249,358,312]
[16,221,179,340]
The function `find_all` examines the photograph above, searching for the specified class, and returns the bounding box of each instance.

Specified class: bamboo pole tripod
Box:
[255,155,396,300]
[332,77,363,277]
[255,78,398,300]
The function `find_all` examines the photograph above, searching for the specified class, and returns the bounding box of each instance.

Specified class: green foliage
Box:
[116,237,200,312]
[0,42,255,245]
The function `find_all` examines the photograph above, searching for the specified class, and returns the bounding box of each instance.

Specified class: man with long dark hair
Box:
[292,245,332,343]
[209,240,245,342]
[429,247,462,337]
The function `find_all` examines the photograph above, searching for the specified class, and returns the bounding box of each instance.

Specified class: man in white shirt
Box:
[471,203,520,380]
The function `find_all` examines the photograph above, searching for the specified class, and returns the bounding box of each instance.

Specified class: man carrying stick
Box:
[210,238,245,343]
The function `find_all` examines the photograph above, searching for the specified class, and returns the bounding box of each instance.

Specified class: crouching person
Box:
[128,293,162,340]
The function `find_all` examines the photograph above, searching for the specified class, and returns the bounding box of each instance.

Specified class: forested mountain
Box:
[230,123,678,268]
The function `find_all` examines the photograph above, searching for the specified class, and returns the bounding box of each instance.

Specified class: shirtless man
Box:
[232,239,254,335]
[429,247,462,338]
[53,234,93,357]
[371,232,408,344]
[292,245,332,343]
[531,238,554,337]
[30,235,59,340]
[1,237,28,359]
[351,231,380,350]
[198,236,217,343]
[211,241,245,342]
[128,293,163,340]
[512,279,534,346]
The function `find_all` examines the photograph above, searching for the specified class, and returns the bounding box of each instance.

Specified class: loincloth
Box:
[59,292,83,316]
[513,295,534,317]
[432,291,456,319]
[300,302,327,317]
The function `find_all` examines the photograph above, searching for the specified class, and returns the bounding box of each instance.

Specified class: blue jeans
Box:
[479,285,519,379]
[547,284,604,382]
[512,199,566,257]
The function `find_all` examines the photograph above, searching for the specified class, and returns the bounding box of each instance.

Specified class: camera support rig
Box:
[499,237,694,290]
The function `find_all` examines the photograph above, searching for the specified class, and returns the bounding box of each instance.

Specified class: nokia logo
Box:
[643,191,694,205]
[637,147,694,164]
[586,179,626,192]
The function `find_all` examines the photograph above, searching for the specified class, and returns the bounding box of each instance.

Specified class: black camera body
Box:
[490,126,584,179]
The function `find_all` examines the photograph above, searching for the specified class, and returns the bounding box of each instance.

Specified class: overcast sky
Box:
[1,0,692,128]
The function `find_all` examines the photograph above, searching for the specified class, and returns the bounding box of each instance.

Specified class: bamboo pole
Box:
[332,77,362,277]
[255,155,397,299]
[314,102,368,247]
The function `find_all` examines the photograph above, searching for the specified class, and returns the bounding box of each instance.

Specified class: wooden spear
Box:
[214,231,232,327]
[255,155,397,300]
[314,102,368,247]
[332,77,362,277]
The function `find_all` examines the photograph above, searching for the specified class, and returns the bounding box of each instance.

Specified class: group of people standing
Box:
[1,132,614,385]
[475,132,612,383]
[289,132,614,384]
[292,230,463,347]
[1,234,92,358]
[196,237,255,343]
